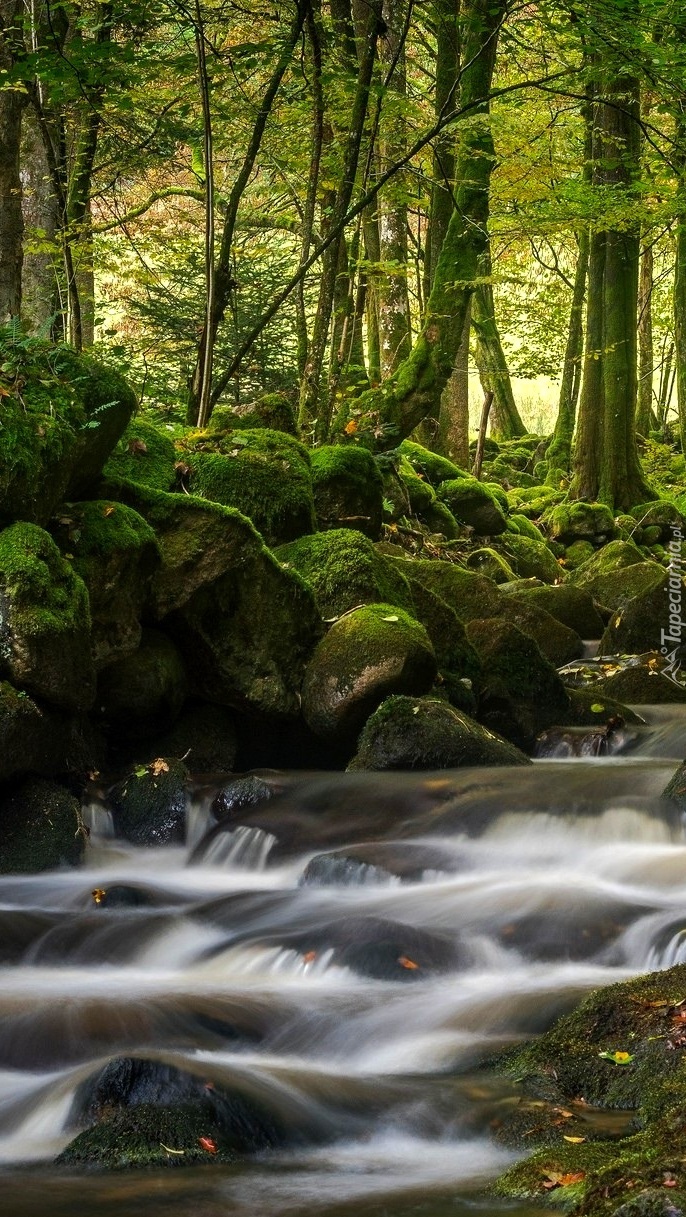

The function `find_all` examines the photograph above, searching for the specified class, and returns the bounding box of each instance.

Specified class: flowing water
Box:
[2,706,686,1217]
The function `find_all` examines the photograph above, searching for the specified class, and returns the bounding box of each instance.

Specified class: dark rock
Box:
[349,694,530,770]
[50,500,160,668]
[564,687,645,727]
[438,476,508,535]
[535,715,638,759]
[576,558,667,614]
[466,618,571,751]
[599,568,674,655]
[212,775,276,822]
[107,759,189,845]
[0,522,95,711]
[661,761,686,812]
[277,528,414,619]
[508,584,605,640]
[302,604,437,743]
[0,777,85,873]
[593,664,686,705]
[404,577,482,688]
[95,630,187,741]
[299,842,462,887]
[0,681,100,785]
[311,444,383,539]
[281,915,461,980]
[135,702,238,774]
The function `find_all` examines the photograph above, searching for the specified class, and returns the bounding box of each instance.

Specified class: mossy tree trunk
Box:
[636,237,655,435]
[546,229,589,471]
[422,0,460,301]
[471,255,525,440]
[675,105,686,455]
[341,0,506,447]
[572,32,653,511]
[0,0,26,324]
[20,108,61,335]
[436,301,471,466]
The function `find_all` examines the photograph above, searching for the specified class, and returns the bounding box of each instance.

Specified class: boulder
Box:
[103,418,177,491]
[0,777,85,873]
[310,444,383,539]
[508,584,605,640]
[397,440,467,485]
[465,547,516,584]
[210,391,297,435]
[662,761,686,811]
[277,528,413,619]
[0,335,135,526]
[466,618,571,751]
[581,560,667,615]
[349,695,530,770]
[95,630,187,741]
[404,577,482,688]
[280,915,461,980]
[545,501,616,545]
[183,428,315,545]
[50,500,160,667]
[599,568,675,655]
[564,539,596,569]
[107,758,189,845]
[507,513,546,541]
[0,522,95,711]
[302,604,437,743]
[99,483,321,719]
[421,499,461,538]
[497,533,562,583]
[0,681,99,785]
[629,499,685,543]
[397,457,436,515]
[592,664,686,705]
[438,476,508,535]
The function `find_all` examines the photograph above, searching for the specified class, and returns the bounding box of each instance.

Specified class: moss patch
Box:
[277,529,414,619]
[103,419,177,491]
[0,776,85,873]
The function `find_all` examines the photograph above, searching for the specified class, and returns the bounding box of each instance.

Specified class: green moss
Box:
[465,547,516,584]
[509,513,546,541]
[57,1103,239,1169]
[507,484,563,519]
[310,444,383,538]
[0,776,85,873]
[311,443,381,492]
[404,576,482,687]
[545,502,616,544]
[395,558,503,622]
[421,499,461,538]
[398,457,437,513]
[277,529,414,618]
[53,500,158,566]
[509,585,605,640]
[103,419,177,491]
[210,391,297,435]
[183,428,315,545]
[498,533,563,584]
[438,477,508,535]
[397,440,468,485]
[565,540,597,569]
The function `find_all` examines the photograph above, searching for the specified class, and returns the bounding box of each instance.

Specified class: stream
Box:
[1,705,686,1217]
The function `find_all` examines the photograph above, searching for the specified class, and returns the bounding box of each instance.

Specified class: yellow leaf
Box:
[344,419,358,435]
[563,1136,586,1143]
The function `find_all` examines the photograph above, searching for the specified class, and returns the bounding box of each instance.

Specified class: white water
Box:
[0,717,685,1216]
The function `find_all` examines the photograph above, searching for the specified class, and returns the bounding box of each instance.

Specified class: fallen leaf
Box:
[599,1050,634,1065]
[103,505,115,517]
[302,951,317,964]
[127,438,148,455]
[160,1143,185,1155]
[149,758,170,777]
[398,956,420,970]
[92,888,106,905]
[344,419,358,434]
[563,1135,586,1143]
[198,1136,218,1153]
[590,703,605,713]
[381,615,399,622]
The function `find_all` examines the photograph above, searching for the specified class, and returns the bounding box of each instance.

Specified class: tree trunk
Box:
[675,107,686,454]
[376,0,411,376]
[636,238,654,436]
[20,106,60,334]
[0,0,26,323]
[471,254,525,440]
[546,228,589,471]
[423,0,460,301]
[436,300,471,466]
[345,0,506,446]
[573,229,605,500]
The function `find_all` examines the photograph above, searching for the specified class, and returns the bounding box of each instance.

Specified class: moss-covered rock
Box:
[398,457,436,514]
[405,577,483,689]
[492,965,686,1217]
[50,500,160,667]
[302,603,437,743]
[96,630,187,741]
[107,757,189,845]
[277,528,413,619]
[184,428,315,545]
[0,331,135,526]
[629,500,686,543]
[97,482,321,718]
[506,483,562,519]
[103,419,177,492]
[421,499,461,538]
[509,513,546,541]
[466,618,572,751]
[592,665,686,705]
[564,686,644,728]
[348,694,530,770]
[438,476,508,535]
[310,444,383,539]
[0,522,94,711]
[565,539,597,569]
[0,681,98,784]
[545,501,616,545]
[210,390,297,435]
[0,776,85,872]
[599,568,673,655]
[465,547,517,584]
[58,1056,285,1169]
[572,555,661,614]
[508,584,606,640]
[571,539,645,582]
[497,533,562,584]
[397,440,467,485]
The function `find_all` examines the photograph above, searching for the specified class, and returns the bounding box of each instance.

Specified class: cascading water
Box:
[2,706,686,1217]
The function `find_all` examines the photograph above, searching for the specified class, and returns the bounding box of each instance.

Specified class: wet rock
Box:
[0,336,135,527]
[0,522,95,711]
[211,775,277,822]
[593,664,686,705]
[59,1056,285,1168]
[564,687,645,728]
[103,419,177,491]
[310,444,383,539]
[535,715,637,759]
[348,695,530,770]
[438,476,508,535]
[466,618,571,752]
[300,842,461,887]
[91,884,155,908]
[107,758,189,845]
[277,528,414,619]
[0,777,85,873]
[184,428,315,546]
[403,577,482,689]
[282,915,461,980]
[50,500,160,668]
[302,604,436,743]
[545,501,616,545]
[95,630,187,741]
[508,584,605,640]
[661,761,686,812]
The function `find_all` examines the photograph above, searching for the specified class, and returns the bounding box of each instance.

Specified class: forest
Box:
[1,0,685,507]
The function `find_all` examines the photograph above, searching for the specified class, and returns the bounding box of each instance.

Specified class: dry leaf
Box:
[92,888,106,905]
[103,506,116,517]
[563,1136,586,1144]
[302,951,317,964]
[149,759,170,776]
[198,1136,218,1154]
[344,419,358,434]
[127,438,148,455]
[398,956,419,970]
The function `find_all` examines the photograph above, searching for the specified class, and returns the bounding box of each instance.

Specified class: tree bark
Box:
[423,0,460,300]
[0,0,26,324]
[636,238,654,436]
[471,259,525,440]
[546,228,589,471]
[20,106,60,334]
[376,0,412,376]
[436,300,471,466]
[675,106,686,454]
